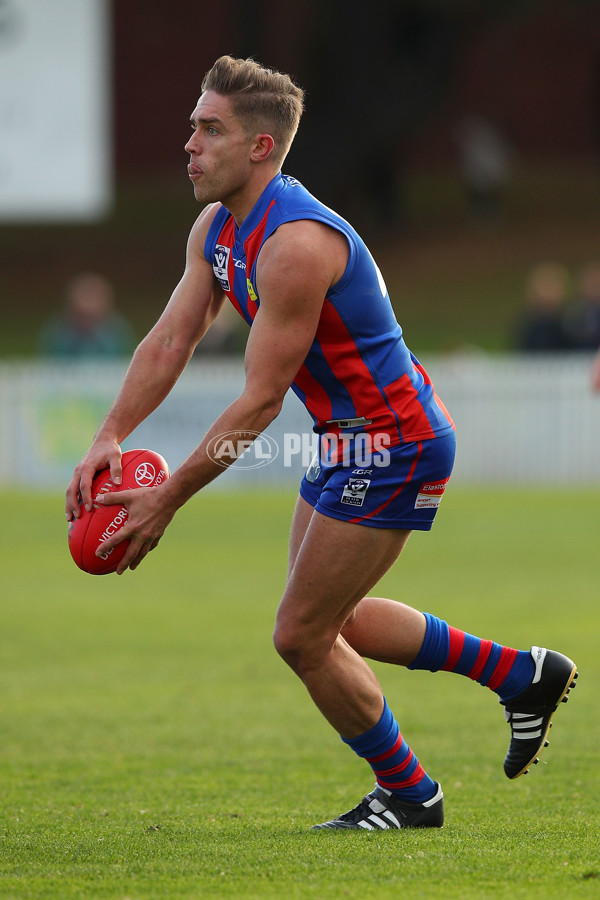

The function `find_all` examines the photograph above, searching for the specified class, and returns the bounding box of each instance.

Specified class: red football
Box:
[68,448,170,575]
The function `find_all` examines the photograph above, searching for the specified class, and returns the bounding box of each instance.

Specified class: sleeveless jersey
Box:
[204,172,454,446]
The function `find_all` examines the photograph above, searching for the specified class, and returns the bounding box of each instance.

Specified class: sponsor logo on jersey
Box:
[414,477,450,509]
[247,278,258,302]
[340,477,371,506]
[213,244,231,291]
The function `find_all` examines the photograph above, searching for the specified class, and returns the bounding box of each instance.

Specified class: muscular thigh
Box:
[287,494,314,578]
[282,499,411,636]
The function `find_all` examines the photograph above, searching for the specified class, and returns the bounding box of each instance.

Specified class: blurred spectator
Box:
[563,261,600,351]
[514,262,571,352]
[39,272,135,358]
[456,115,513,227]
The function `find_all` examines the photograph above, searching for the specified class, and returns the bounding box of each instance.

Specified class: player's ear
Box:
[251,133,275,162]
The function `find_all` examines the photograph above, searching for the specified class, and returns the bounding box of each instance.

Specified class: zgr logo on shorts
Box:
[135,462,156,486]
[207,431,279,469]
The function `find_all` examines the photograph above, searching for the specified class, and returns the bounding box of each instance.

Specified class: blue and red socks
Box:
[343,699,437,803]
[408,612,534,702]
[343,616,533,802]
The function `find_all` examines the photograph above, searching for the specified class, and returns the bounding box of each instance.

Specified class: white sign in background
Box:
[0,0,111,221]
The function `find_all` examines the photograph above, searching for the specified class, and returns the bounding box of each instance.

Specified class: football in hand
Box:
[68,448,170,575]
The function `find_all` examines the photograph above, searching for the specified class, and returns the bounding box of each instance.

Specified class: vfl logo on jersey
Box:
[213,244,231,292]
[414,477,450,509]
[340,477,371,507]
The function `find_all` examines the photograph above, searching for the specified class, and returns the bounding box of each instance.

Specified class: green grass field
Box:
[0,487,598,899]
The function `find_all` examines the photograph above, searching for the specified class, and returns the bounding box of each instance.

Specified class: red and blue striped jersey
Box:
[204,173,454,445]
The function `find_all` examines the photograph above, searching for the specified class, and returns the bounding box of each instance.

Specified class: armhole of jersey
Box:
[250,209,358,292]
[328,227,357,295]
[203,205,230,263]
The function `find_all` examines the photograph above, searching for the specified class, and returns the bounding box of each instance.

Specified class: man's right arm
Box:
[66,203,224,518]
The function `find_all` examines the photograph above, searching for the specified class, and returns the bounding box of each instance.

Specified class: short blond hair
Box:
[201,55,304,166]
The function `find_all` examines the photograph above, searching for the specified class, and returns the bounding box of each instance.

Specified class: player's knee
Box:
[272,619,302,669]
[272,617,329,675]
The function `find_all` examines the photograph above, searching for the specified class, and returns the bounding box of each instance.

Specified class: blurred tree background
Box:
[1,0,599,356]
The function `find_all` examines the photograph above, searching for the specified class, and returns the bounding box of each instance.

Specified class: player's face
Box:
[185,91,254,206]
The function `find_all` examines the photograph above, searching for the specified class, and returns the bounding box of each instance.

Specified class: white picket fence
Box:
[0,355,598,489]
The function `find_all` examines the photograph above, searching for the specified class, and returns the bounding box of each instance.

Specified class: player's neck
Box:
[225,168,280,227]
